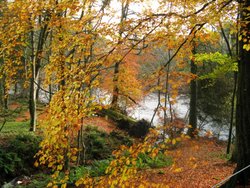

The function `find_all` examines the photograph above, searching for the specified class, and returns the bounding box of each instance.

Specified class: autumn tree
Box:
[110,0,130,109]
[0,0,28,110]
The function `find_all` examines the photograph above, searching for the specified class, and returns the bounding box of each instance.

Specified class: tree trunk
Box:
[188,44,197,138]
[2,76,8,110]
[150,75,161,126]
[36,77,41,101]
[111,62,120,108]
[227,72,237,155]
[29,62,40,132]
[29,77,36,131]
[111,1,129,109]
[28,15,48,132]
[0,78,3,110]
[222,0,250,186]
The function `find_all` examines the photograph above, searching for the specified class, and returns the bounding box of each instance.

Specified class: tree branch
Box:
[33,80,55,95]
[0,118,6,132]
[219,21,233,57]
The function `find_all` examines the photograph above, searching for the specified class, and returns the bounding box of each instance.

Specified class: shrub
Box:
[128,119,151,138]
[0,134,42,184]
[83,126,111,160]
[8,134,42,169]
[0,148,22,178]
[109,131,133,146]
[69,159,111,183]
[137,151,172,169]
[117,119,131,130]
[89,159,111,177]
[82,126,133,161]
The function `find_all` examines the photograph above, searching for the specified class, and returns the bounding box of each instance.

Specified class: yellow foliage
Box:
[172,139,177,145]
[173,167,183,173]
[0,0,238,187]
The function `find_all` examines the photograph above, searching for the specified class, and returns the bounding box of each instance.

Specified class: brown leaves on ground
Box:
[13,103,117,133]
[9,103,235,187]
[8,102,30,122]
[81,116,118,133]
[134,138,235,188]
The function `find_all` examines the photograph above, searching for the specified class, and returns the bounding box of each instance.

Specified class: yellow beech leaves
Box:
[0,0,240,187]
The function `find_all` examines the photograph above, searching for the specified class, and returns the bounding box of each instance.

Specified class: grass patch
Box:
[209,152,231,160]
[0,121,30,138]
[69,159,111,183]
[137,151,173,169]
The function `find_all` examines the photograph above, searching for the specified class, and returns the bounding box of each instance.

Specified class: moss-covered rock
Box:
[98,109,151,138]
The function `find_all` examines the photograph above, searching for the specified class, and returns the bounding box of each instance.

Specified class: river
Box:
[39,90,231,140]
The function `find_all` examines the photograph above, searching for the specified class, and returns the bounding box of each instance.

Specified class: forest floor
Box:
[2,102,236,188]
[133,138,236,188]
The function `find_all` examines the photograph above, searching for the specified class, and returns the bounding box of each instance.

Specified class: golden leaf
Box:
[172,139,176,145]
[34,161,39,167]
[126,159,130,165]
[173,167,182,173]
[57,165,63,171]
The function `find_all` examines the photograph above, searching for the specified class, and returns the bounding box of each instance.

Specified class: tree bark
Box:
[188,43,197,138]
[2,76,8,110]
[0,78,3,110]
[111,0,129,108]
[220,17,238,156]
[222,0,250,186]
[111,61,120,108]
[29,15,48,132]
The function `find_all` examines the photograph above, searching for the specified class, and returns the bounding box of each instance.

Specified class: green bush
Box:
[0,134,42,184]
[117,119,131,130]
[8,134,42,169]
[128,119,151,138]
[82,126,133,161]
[109,131,133,146]
[137,151,172,169]
[0,148,22,176]
[89,159,110,177]
[83,126,111,160]
[69,159,111,183]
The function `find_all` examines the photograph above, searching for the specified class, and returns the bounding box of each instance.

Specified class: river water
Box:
[39,90,230,140]
[128,94,230,141]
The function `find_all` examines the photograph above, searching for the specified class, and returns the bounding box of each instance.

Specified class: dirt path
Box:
[136,138,235,187]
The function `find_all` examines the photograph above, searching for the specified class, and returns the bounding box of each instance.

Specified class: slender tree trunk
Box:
[0,78,3,110]
[111,62,120,108]
[29,57,40,132]
[0,83,2,109]
[29,28,37,132]
[49,84,52,102]
[3,76,8,110]
[163,71,169,126]
[188,44,197,138]
[111,1,129,109]
[150,75,161,126]
[29,15,48,131]
[36,78,41,101]
[14,82,18,99]
[164,49,173,125]
[227,72,237,155]
[220,18,238,155]
[29,74,37,131]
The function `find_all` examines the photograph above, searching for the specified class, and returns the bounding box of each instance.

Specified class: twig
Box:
[0,118,7,132]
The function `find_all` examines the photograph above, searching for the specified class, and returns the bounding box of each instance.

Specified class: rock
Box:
[1,176,31,188]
